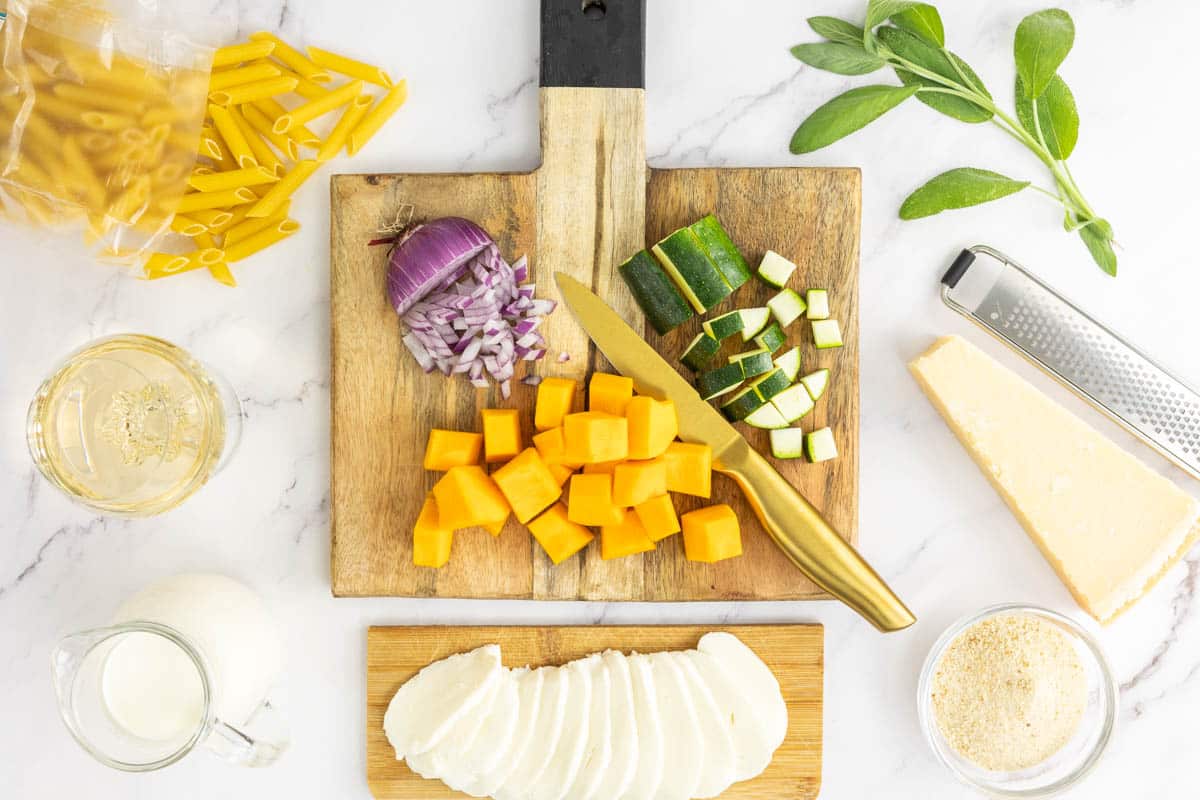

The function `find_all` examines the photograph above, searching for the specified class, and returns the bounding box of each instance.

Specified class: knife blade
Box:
[555,273,915,632]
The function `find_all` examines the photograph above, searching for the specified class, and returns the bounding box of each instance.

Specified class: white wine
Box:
[27,334,233,515]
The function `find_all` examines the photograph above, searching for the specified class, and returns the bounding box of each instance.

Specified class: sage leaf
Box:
[1015,74,1078,159]
[877,26,992,123]
[899,168,1030,219]
[791,42,885,75]
[866,0,920,31]
[1014,9,1074,99]
[807,16,866,47]
[891,3,944,46]
[1079,221,1117,275]
[790,84,919,154]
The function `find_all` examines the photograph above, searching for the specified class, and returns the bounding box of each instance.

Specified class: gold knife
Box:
[556,274,916,632]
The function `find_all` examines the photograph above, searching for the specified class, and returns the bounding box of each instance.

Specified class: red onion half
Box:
[388,216,555,399]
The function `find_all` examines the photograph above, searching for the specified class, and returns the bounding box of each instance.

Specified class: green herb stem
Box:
[881,42,1099,224]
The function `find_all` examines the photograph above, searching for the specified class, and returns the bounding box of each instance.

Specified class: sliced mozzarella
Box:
[439,667,523,795]
[563,654,612,800]
[696,632,787,768]
[592,650,638,800]
[619,654,663,800]
[672,652,736,797]
[683,650,778,782]
[494,665,568,800]
[383,643,502,759]
[529,657,594,800]
[645,652,703,800]
[405,665,504,781]
[462,667,543,797]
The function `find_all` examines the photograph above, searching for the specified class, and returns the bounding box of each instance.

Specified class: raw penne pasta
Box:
[306,46,392,87]
[348,79,407,156]
[245,159,318,218]
[81,110,138,131]
[191,231,238,286]
[209,61,281,91]
[152,160,190,187]
[207,104,257,169]
[272,79,363,133]
[142,105,200,127]
[209,76,298,106]
[171,214,209,236]
[316,94,373,161]
[226,105,284,176]
[119,127,150,146]
[61,136,106,210]
[250,32,331,83]
[224,202,289,245]
[176,186,257,212]
[272,66,330,101]
[207,203,251,234]
[199,126,234,164]
[240,103,300,160]
[186,207,234,230]
[224,218,299,261]
[212,40,276,68]
[106,175,152,223]
[78,131,116,154]
[51,82,147,115]
[30,92,88,124]
[144,247,224,279]
[187,165,279,192]
[252,97,321,148]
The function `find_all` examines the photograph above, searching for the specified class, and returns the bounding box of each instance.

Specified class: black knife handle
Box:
[540,0,645,89]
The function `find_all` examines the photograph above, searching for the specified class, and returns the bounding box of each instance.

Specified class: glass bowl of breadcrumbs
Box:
[917,604,1118,797]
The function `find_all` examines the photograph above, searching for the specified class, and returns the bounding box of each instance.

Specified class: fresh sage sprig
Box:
[790,3,1117,275]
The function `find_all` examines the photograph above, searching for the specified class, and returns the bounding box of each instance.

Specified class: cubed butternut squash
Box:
[490,448,562,524]
[566,473,623,526]
[532,427,581,468]
[634,493,680,542]
[546,462,575,488]
[481,408,522,464]
[413,496,453,568]
[534,377,577,431]
[600,507,657,560]
[626,396,678,460]
[528,502,594,565]
[582,460,621,475]
[431,465,511,530]
[662,441,712,498]
[612,458,667,507]
[562,411,628,464]
[423,429,484,471]
[681,504,742,563]
[483,516,507,536]
[589,372,634,416]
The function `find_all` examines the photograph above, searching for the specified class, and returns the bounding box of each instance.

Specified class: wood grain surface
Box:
[330,87,861,600]
[366,624,823,800]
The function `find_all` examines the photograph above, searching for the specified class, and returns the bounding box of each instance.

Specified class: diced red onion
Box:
[387,217,493,315]
[522,375,542,386]
[557,352,570,362]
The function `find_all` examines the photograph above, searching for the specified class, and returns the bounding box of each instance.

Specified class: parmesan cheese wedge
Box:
[910,335,1200,622]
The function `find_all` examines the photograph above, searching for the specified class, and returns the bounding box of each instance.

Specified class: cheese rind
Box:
[910,335,1200,622]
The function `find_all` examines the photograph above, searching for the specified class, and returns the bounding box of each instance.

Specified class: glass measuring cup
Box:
[50,621,287,770]
[26,333,243,516]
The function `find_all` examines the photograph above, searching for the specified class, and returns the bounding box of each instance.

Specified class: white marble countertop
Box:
[3,0,1199,797]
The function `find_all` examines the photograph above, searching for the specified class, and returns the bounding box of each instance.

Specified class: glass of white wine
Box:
[26,334,243,516]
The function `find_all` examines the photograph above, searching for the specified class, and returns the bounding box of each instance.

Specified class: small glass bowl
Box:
[917,603,1118,798]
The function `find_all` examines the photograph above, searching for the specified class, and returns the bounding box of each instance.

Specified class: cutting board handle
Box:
[540,0,645,88]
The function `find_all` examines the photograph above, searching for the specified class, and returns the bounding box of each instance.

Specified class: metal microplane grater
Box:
[940,244,1200,483]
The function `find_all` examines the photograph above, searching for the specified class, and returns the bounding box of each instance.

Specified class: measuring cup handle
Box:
[205,717,286,767]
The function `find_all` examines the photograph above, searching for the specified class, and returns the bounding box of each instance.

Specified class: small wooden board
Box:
[366,624,824,800]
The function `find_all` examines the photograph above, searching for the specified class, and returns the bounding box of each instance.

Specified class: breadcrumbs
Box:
[931,614,1086,772]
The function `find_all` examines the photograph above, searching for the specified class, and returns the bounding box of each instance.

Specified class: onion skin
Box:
[387,217,493,315]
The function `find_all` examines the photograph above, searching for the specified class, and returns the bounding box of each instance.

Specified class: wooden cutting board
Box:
[366,624,824,800]
[329,1,860,600]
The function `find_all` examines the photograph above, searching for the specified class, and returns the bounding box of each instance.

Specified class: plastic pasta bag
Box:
[0,0,216,264]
